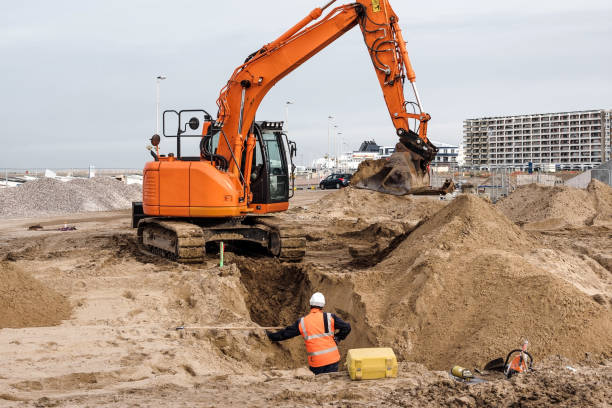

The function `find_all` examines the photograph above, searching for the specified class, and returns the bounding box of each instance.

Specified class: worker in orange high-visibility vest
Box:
[266,292,351,375]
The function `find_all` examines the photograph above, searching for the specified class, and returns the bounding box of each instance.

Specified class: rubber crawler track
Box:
[137,217,306,263]
[254,216,306,262]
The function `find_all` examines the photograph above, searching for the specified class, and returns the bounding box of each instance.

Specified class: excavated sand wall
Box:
[233,257,377,369]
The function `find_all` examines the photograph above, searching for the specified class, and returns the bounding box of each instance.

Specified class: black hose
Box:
[200,136,228,170]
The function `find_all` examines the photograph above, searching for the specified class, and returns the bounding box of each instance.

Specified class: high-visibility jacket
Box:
[298,308,340,367]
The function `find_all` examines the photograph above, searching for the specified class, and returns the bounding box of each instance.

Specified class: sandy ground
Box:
[0,188,611,407]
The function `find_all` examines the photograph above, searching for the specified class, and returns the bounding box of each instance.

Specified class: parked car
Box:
[319,173,352,189]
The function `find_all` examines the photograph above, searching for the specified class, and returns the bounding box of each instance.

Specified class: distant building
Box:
[431,141,459,167]
[464,109,612,171]
[457,143,466,167]
[358,140,380,153]
[313,138,460,172]
[379,146,395,158]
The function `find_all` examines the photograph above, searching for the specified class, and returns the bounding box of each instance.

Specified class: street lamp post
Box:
[336,131,343,170]
[333,125,339,169]
[285,101,293,133]
[327,115,334,162]
[156,75,167,135]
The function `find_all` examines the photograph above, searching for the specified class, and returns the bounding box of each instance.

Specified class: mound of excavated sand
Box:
[496,180,612,229]
[587,179,612,226]
[0,262,72,328]
[305,187,445,221]
[351,195,612,370]
[0,177,142,218]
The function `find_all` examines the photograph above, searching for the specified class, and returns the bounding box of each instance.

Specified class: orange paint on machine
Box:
[133,0,441,263]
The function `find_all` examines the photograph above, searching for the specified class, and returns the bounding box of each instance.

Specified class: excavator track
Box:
[253,216,306,262]
[137,219,205,264]
[137,217,305,263]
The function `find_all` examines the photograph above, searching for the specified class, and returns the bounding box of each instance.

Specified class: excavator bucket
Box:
[351,143,455,196]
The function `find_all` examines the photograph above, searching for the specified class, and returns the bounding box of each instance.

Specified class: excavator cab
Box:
[157,110,296,207]
[248,121,295,205]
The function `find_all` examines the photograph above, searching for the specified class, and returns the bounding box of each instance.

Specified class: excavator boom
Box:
[213,0,450,195]
[136,0,451,265]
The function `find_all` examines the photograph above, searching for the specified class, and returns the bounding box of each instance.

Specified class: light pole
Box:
[156,75,167,135]
[284,101,293,133]
[336,131,343,170]
[333,124,339,170]
[327,115,334,162]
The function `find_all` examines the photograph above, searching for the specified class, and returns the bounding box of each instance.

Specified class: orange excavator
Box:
[132,0,448,263]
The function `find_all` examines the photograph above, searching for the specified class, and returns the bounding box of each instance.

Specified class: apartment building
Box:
[464,109,611,170]
[431,141,459,167]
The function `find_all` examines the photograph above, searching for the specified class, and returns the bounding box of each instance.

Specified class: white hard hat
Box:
[309,292,325,308]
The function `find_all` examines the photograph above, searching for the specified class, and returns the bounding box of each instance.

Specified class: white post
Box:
[156,75,166,135]
[327,115,334,162]
[332,124,340,170]
[285,101,293,134]
[336,131,342,169]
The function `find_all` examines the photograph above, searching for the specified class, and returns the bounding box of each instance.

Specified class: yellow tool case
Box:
[346,348,398,380]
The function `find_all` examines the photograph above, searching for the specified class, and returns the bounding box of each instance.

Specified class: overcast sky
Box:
[1,0,610,168]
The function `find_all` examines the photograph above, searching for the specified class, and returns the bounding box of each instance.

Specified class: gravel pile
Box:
[0,177,142,217]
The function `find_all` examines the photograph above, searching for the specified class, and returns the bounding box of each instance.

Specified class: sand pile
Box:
[351,195,612,370]
[496,180,612,229]
[305,187,445,221]
[587,179,612,226]
[0,177,142,217]
[0,262,71,328]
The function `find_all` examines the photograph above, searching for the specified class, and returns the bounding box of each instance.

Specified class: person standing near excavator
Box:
[266,292,351,375]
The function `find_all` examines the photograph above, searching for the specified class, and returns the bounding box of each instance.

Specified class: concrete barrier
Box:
[565,160,612,188]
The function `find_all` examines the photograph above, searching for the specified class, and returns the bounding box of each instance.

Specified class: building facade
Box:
[464,109,612,170]
[431,141,459,167]
[314,139,460,172]
[375,141,459,166]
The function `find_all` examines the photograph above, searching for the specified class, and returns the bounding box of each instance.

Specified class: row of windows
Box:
[466,128,602,136]
[488,152,601,157]
[465,112,603,126]
[433,156,457,162]
[487,140,602,146]
[466,120,602,131]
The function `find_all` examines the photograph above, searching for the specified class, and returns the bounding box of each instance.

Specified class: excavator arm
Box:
[213,0,450,196]
[135,0,451,265]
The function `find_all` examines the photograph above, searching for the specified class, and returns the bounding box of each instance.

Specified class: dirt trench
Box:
[232,255,377,364]
[235,257,312,328]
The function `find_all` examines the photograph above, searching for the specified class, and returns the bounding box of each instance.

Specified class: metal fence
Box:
[592,168,611,186]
